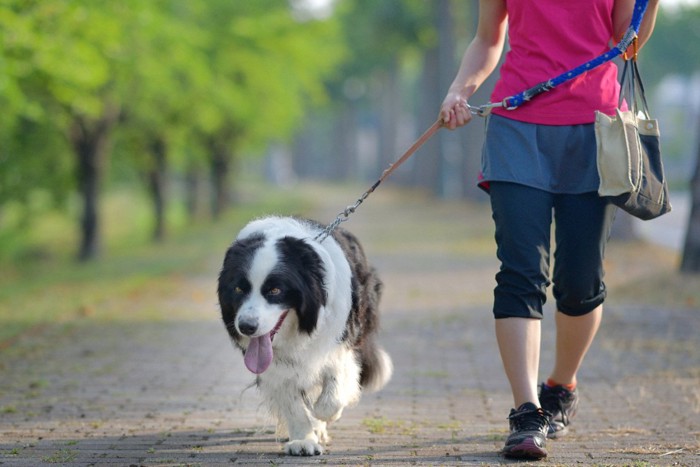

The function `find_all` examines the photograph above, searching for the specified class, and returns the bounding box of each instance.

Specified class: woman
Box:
[439,0,659,460]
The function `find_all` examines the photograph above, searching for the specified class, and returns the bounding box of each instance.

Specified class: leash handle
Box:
[315,118,443,242]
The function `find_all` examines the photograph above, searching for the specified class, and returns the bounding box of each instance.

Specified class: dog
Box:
[217,216,392,456]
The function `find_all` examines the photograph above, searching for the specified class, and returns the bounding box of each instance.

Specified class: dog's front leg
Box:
[281,390,326,456]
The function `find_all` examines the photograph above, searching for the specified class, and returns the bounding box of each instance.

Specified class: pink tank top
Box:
[491,0,620,125]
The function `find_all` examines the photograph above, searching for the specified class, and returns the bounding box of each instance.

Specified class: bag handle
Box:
[619,36,652,119]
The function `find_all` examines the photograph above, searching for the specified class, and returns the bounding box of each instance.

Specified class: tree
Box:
[417,0,480,199]
[0,0,344,257]
[0,1,131,260]
[298,0,433,183]
[680,116,700,273]
[184,0,344,218]
[0,5,74,219]
[113,0,211,241]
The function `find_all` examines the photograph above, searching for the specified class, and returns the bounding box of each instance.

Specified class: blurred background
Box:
[0,0,699,340]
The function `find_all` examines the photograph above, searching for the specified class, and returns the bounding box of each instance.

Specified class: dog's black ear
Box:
[276,236,327,334]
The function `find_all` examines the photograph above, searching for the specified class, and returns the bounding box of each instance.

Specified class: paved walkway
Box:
[0,185,698,466]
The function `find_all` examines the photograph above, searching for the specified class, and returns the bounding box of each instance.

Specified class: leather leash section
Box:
[315,118,444,242]
[378,118,444,184]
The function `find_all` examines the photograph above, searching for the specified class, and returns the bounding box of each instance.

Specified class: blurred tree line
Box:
[0,0,343,261]
[1,0,699,268]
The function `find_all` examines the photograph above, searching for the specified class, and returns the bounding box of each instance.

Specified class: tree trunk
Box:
[70,110,118,261]
[185,166,202,220]
[414,25,441,192]
[330,106,358,180]
[417,0,489,199]
[148,137,167,242]
[377,61,401,183]
[209,138,231,221]
[680,124,700,272]
[436,0,463,199]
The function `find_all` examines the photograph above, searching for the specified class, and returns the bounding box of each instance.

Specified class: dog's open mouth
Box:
[243,311,289,374]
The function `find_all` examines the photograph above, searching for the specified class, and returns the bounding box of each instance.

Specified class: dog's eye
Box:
[267,287,281,296]
[234,286,244,294]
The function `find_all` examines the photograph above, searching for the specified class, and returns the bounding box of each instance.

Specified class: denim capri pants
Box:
[482,115,618,319]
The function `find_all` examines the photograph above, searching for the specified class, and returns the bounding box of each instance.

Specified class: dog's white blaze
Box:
[247,239,277,289]
[237,239,285,337]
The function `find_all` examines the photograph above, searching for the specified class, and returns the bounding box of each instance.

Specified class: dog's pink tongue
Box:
[244,333,273,374]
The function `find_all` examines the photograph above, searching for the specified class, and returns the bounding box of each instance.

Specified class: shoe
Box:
[539,382,579,438]
[502,402,549,460]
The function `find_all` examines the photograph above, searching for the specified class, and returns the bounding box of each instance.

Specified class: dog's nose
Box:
[238,319,258,336]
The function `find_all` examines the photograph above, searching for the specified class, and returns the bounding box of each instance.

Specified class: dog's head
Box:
[217,231,327,374]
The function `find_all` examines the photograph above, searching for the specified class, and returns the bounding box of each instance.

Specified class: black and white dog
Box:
[217,216,392,456]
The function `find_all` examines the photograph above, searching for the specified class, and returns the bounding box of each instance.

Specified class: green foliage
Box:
[327,0,433,102]
[335,0,433,75]
[642,6,700,83]
[184,0,344,148]
[0,0,345,251]
[0,0,345,158]
[0,1,133,212]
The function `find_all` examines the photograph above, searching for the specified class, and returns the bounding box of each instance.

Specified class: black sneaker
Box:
[539,382,579,438]
[502,402,549,460]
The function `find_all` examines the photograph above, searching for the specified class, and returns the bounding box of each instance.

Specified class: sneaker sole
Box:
[503,437,548,460]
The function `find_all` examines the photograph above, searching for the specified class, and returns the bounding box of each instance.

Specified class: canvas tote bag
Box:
[594,56,672,220]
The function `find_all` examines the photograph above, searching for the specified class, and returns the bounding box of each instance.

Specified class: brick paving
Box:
[0,186,698,466]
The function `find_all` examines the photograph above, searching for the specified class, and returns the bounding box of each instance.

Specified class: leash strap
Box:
[472,0,649,115]
[315,118,443,242]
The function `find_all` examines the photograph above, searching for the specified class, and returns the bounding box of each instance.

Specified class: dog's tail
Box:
[359,344,393,393]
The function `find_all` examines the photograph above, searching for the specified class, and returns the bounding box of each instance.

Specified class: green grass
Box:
[41,449,77,463]
[0,182,314,344]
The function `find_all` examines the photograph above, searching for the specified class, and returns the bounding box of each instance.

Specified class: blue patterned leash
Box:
[469,0,649,116]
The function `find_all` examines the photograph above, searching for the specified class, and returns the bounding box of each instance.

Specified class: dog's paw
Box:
[284,438,324,456]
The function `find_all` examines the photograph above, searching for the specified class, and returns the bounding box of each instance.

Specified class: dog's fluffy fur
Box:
[217,216,392,456]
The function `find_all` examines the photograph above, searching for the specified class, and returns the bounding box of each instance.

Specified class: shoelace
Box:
[509,407,551,432]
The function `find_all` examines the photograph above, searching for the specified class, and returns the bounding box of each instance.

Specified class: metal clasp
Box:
[468,102,502,117]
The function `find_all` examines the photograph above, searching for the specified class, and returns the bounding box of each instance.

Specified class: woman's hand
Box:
[440,91,473,130]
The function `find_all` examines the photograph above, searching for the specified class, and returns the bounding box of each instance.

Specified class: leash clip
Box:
[468,102,503,117]
[467,104,489,117]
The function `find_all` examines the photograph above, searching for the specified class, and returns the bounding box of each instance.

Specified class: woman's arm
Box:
[613,0,660,49]
[439,0,508,129]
